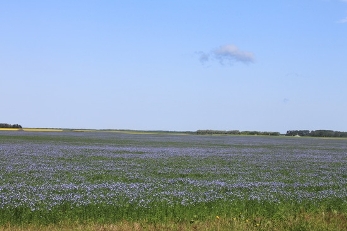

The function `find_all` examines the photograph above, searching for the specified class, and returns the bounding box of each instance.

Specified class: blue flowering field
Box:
[0,131,347,225]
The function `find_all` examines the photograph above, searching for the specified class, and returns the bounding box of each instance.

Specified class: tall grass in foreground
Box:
[1,199,347,229]
[1,212,347,231]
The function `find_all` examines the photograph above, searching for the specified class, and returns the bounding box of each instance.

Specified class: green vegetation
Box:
[286,129,347,137]
[1,212,347,231]
[196,129,347,137]
[0,123,22,128]
[196,130,280,136]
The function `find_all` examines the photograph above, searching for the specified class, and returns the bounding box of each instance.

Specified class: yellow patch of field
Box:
[0,128,21,131]
[23,128,63,132]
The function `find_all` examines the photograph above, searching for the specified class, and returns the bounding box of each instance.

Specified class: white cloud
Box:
[337,17,347,23]
[197,44,255,66]
[214,45,255,64]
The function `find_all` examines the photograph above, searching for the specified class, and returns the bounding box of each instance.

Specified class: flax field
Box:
[1,131,347,230]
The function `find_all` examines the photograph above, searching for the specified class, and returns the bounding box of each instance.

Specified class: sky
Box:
[1,0,347,133]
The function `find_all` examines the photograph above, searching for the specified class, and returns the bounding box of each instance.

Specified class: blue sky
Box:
[1,0,346,133]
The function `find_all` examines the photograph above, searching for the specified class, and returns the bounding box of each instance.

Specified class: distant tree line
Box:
[0,123,22,128]
[196,130,280,136]
[286,130,347,137]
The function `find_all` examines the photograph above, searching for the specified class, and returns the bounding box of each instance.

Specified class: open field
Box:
[0,131,347,230]
[0,128,64,132]
[22,128,64,132]
[0,129,22,131]
[0,128,190,135]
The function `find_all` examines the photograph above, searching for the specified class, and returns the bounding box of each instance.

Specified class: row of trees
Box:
[0,123,22,128]
[197,129,347,137]
[286,130,347,137]
[196,130,280,136]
